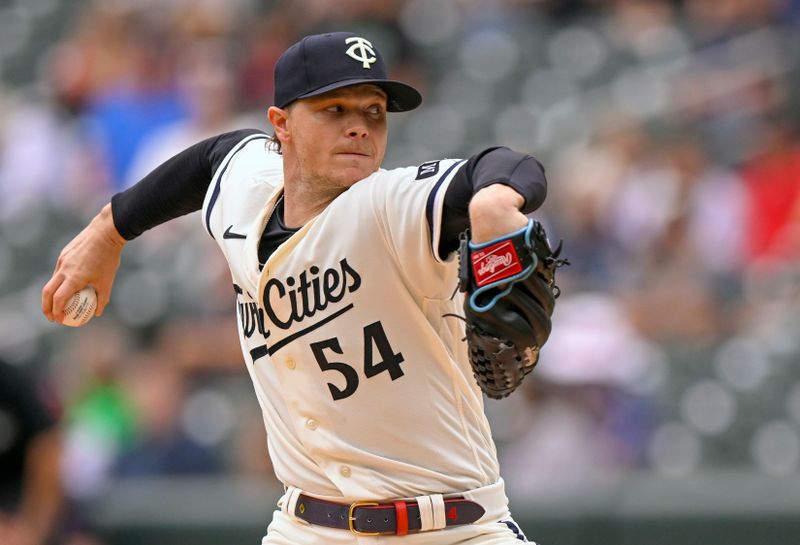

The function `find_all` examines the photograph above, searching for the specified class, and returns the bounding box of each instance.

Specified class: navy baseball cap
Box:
[273,32,422,112]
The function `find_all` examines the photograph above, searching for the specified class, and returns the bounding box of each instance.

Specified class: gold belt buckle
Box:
[348,501,380,536]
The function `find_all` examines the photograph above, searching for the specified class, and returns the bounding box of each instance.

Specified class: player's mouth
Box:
[334,146,371,157]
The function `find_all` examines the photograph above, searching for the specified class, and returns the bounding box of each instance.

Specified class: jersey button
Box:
[286,358,296,369]
[340,465,351,478]
[306,418,318,430]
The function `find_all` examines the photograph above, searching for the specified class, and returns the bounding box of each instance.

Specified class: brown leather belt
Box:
[293,494,486,536]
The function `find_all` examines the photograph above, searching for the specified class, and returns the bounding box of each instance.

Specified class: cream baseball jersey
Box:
[201,134,500,501]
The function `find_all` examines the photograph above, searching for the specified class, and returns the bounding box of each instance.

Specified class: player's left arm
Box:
[375,147,547,300]
[439,148,568,398]
[435,147,547,257]
[468,184,529,243]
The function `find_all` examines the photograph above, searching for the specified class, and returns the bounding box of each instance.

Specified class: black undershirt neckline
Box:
[258,195,298,270]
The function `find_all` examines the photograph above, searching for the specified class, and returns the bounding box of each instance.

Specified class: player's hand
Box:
[468,183,529,243]
[42,203,127,323]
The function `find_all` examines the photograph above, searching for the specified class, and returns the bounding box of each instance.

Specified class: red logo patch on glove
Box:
[471,240,523,287]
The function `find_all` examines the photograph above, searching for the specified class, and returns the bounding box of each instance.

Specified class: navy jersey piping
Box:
[205,135,269,238]
[424,159,466,244]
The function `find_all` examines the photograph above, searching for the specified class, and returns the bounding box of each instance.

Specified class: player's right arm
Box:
[41,203,126,322]
[41,129,265,323]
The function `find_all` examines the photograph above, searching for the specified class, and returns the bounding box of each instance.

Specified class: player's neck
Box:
[281,181,344,228]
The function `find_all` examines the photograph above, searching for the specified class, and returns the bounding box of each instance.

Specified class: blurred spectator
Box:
[621,133,747,341]
[684,0,781,44]
[0,358,61,545]
[741,117,800,264]
[667,136,747,279]
[73,5,188,191]
[0,97,84,217]
[549,118,648,290]
[499,379,652,501]
[112,352,223,478]
[237,11,299,110]
[230,405,274,478]
[153,317,244,374]
[499,293,660,500]
[58,323,136,501]
[124,40,257,187]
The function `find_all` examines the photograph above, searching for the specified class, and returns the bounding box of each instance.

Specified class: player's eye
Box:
[325,105,344,113]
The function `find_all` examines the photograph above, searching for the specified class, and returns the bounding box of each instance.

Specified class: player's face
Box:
[282,85,388,189]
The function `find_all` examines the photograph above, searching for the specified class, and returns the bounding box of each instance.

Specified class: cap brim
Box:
[295,78,422,112]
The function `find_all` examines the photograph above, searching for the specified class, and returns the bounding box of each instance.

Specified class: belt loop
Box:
[431,494,446,530]
[416,495,434,532]
[284,487,303,518]
[279,487,290,514]
[394,501,408,536]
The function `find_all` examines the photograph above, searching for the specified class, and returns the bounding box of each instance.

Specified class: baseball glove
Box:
[456,219,568,399]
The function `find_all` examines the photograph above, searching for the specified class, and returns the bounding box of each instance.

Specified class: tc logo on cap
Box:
[273,31,421,111]
[345,36,377,69]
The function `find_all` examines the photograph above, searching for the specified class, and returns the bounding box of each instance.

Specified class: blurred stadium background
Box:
[1,0,800,544]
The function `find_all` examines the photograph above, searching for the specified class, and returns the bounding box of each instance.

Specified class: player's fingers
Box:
[51,278,84,324]
[41,274,64,322]
[43,244,73,320]
[95,285,111,316]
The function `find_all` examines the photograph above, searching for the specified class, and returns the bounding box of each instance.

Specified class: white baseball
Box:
[62,286,98,327]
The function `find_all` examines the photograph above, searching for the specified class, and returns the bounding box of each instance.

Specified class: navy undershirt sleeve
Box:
[111,129,266,240]
[435,146,548,258]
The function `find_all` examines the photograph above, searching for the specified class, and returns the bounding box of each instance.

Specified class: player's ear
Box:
[268,106,291,143]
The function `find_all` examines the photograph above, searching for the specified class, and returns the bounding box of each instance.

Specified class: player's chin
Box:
[336,158,379,185]
[341,171,371,187]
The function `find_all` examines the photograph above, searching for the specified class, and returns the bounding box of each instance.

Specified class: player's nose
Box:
[346,124,368,138]
[343,113,370,138]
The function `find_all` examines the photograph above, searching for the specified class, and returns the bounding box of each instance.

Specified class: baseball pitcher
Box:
[42,32,566,544]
